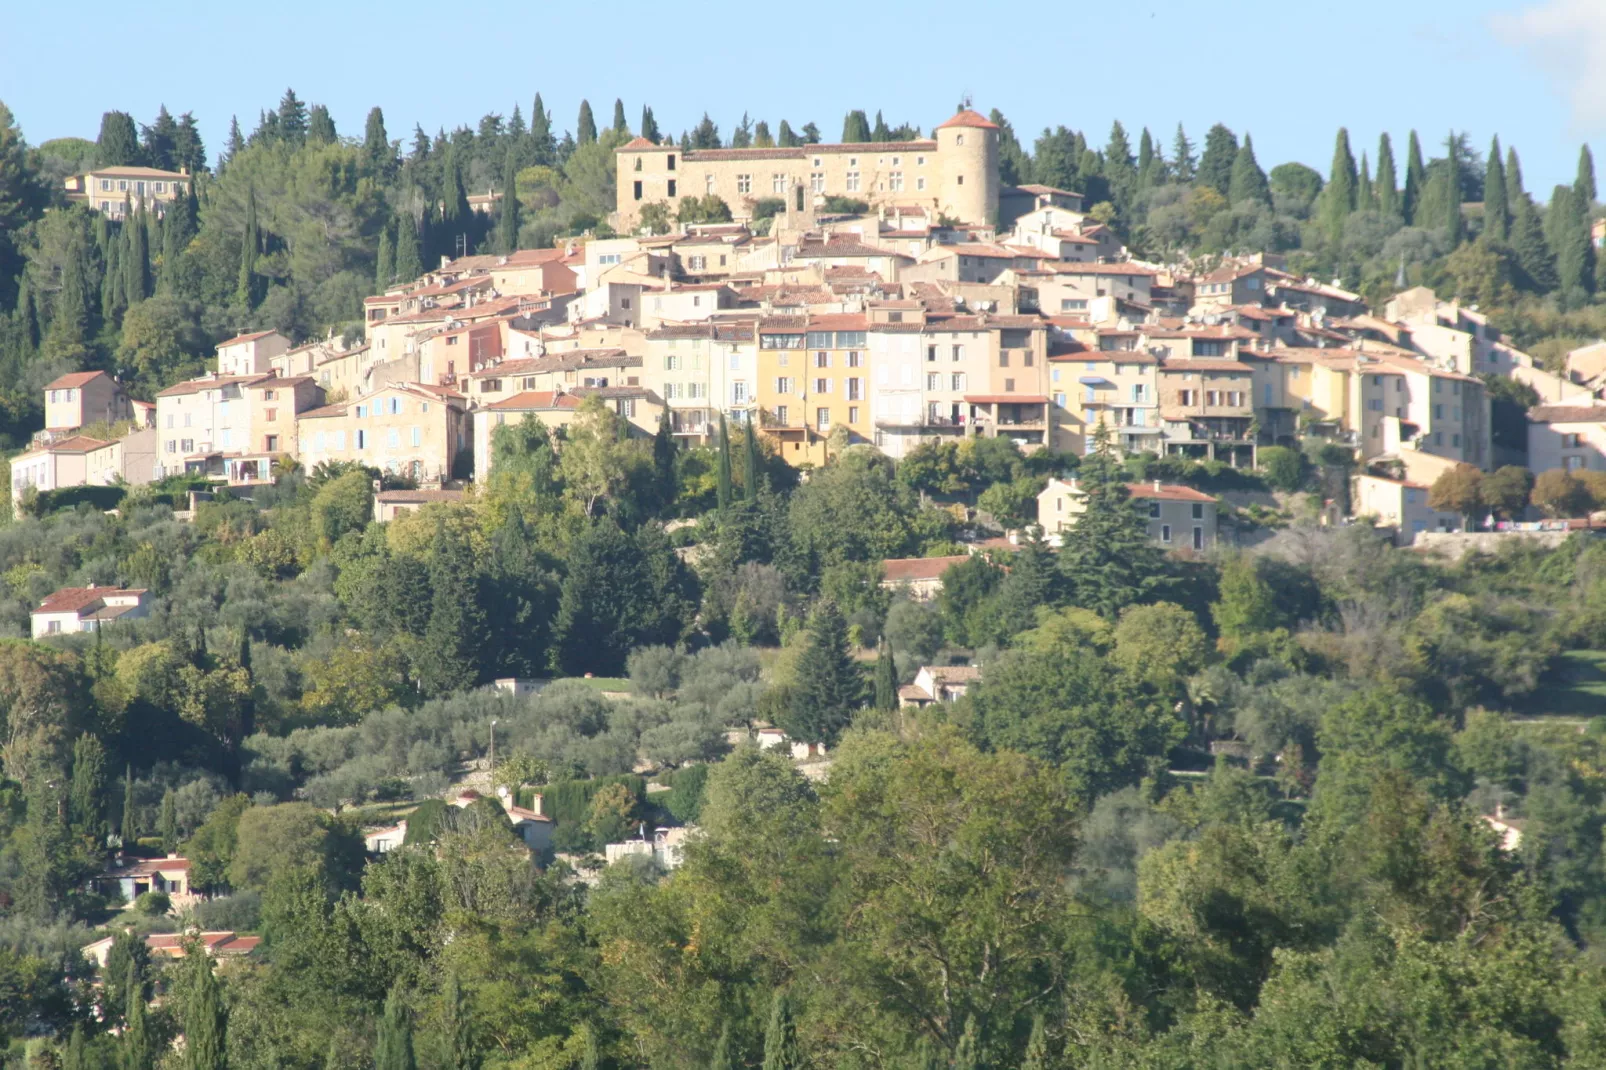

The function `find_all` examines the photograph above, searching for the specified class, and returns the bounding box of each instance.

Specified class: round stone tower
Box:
[934,109,999,227]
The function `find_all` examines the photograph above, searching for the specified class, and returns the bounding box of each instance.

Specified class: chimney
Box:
[1153,479,1162,492]
[529,793,543,817]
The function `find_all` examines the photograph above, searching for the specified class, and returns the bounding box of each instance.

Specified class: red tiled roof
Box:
[881,555,971,582]
[1126,483,1217,503]
[964,394,1050,404]
[100,854,189,878]
[46,371,110,390]
[1529,404,1606,423]
[219,330,279,347]
[487,391,582,411]
[936,109,999,131]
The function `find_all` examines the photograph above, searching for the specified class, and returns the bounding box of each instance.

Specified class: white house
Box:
[365,821,407,854]
[899,665,981,707]
[32,585,149,638]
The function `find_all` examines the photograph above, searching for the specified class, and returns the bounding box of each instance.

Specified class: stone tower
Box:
[934,109,999,227]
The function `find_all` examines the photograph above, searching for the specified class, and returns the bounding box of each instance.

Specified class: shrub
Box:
[1258,446,1306,492]
[134,891,171,916]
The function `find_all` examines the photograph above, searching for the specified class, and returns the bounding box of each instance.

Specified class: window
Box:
[815,352,830,368]
[816,407,830,430]
[1161,524,1172,543]
[1191,503,1204,519]
[927,373,939,390]
[772,173,788,194]
[412,426,422,447]
[1434,379,1443,393]
[957,175,964,185]
[811,172,825,193]
[847,378,862,401]
[956,135,964,146]
[1563,433,1584,448]
[355,429,366,449]
[1434,403,1444,419]
[265,434,279,452]
[633,181,643,200]
[1452,381,1462,395]
[1132,384,1146,402]
[1193,526,1204,551]
[1566,455,1585,471]
[118,179,127,191]
[1149,502,1161,518]
[1004,378,1015,392]
[917,177,926,191]
[667,180,676,197]
[889,172,903,191]
[99,178,111,191]
[998,351,1010,367]
[181,438,193,453]
[664,355,681,371]
[732,381,749,404]
[950,373,965,390]
[666,154,676,170]
[265,408,278,421]
[814,378,830,394]
[776,405,789,425]
[846,352,862,368]
[1206,391,1221,406]
[705,174,715,195]
[737,174,752,194]
[775,377,795,394]
[1179,389,1196,406]
[846,172,861,193]
[688,255,706,271]
[166,440,176,454]
[952,344,964,362]
[154,181,166,193]
[597,253,622,266]
[927,345,937,362]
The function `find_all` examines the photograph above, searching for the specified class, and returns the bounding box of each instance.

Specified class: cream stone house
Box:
[296,383,467,483]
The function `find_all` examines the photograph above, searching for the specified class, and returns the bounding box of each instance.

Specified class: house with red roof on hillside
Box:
[31,584,149,638]
[1038,478,1219,552]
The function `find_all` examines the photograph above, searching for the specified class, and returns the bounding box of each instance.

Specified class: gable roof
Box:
[46,371,112,390]
[881,555,971,583]
[1529,404,1606,424]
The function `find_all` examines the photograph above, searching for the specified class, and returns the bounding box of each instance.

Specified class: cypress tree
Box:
[785,600,863,746]
[1358,153,1373,209]
[717,414,733,511]
[874,642,897,712]
[654,408,677,497]
[640,104,660,143]
[1376,133,1400,218]
[161,181,198,293]
[1554,184,1596,296]
[364,107,391,169]
[120,765,136,844]
[238,185,259,310]
[1511,193,1558,291]
[580,1025,600,1070]
[612,98,628,135]
[159,789,177,854]
[70,734,106,834]
[1402,131,1426,224]
[576,100,597,146]
[1444,132,1464,246]
[710,1023,735,1070]
[1319,128,1358,241]
[1227,134,1271,207]
[125,203,150,307]
[444,973,476,1070]
[777,121,799,148]
[417,528,491,696]
[17,280,39,353]
[1484,136,1510,242]
[64,1023,86,1070]
[307,104,336,144]
[376,224,395,290]
[96,111,142,166]
[394,213,423,283]
[1136,127,1156,188]
[497,149,521,254]
[1507,145,1526,199]
[742,423,761,500]
[376,984,416,1070]
[181,951,227,1070]
[101,236,125,325]
[529,94,555,164]
[842,110,872,143]
[124,960,152,1070]
[1171,123,1196,183]
[1577,144,1597,207]
[1195,123,1238,195]
[762,990,801,1070]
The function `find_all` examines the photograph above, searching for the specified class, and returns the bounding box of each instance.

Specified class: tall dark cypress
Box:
[612,98,628,135]
[69,733,106,833]
[364,107,391,170]
[125,203,151,307]
[1376,133,1399,218]
[1554,185,1595,295]
[1507,146,1526,199]
[1444,132,1464,246]
[376,984,416,1070]
[123,960,152,1070]
[101,236,124,325]
[497,149,521,254]
[576,100,597,145]
[654,407,676,497]
[717,414,733,511]
[1577,144,1597,207]
[1319,128,1358,241]
[874,643,897,712]
[530,94,555,164]
[1484,136,1509,242]
[394,212,423,282]
[120,765,136,844]
[375,224,394,290]
[443,973,475,1070]
[762,990,802,1070]
[161,181,198,292]
[742,422,761,500]
[237,185,259,309]
[181,950,227,1070]
[1511,193,1558,291]
[1402,131,1426,225]
[640,104,660,143]
[1227,134,1271,207]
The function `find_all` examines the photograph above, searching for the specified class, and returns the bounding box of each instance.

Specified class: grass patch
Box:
[1517,650,1606,719]
[565,676,631,692]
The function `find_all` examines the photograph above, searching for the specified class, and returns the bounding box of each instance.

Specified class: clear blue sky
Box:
[3,0,1603,198]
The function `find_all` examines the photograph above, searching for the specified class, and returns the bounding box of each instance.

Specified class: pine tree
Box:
[97,111,142,166]
[307,104,337,144]
[159,789,177,854]
[1578,144,1598,207]
[497,149,521,254]
[376,984,415,1070]
[276,88,308,144]
[1319,128,1358,241]
[182,950,227,1070]
[1510,193,1558,291]
[173,111,206,175]
[124,960,153,1070]
[417,528,491,696]
[1375,133,1400,218]
[709,1023,735,1070]
[223,116,245,167]
[612,98,628,135]
[375,224,395,290]
[394,213,423,283]
[443,973,475,1070]
[1196,123,1239,195]
[717,414,733,510]
[731,112,754,149]
[1060,424,1169,618]
[1228,134,1271,207]
[576,100,597,145]
[1171,123,1196,183]
[784,601,863,745]
[1484,136,1509,242]
[1022,1014,1049,1070]
[141,106,178,171]
[1403,131,1426,225]
[762,990,802,1070]
[742,422,762,499]
[237,185,259,310]
[640,104,660,143]
[874,643,897,712]
[120,765,136,844]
